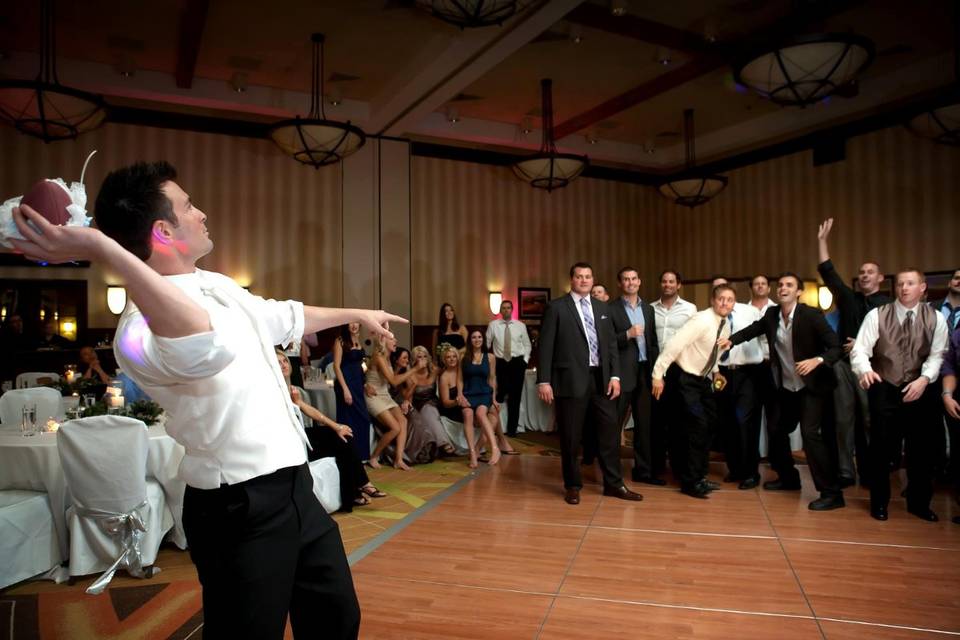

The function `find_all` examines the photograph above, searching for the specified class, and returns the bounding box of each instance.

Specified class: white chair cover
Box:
[15,372,61,389]
[57,415,173,594]
[438,416,483,455]
[308,457,341,513]
[0,387,63,426]
[0,490,65,589]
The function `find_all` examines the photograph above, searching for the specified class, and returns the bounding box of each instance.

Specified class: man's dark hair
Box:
[501,299,513,309]
[617,266,639,281]
[750,274,770,286]
[569,262,593,278]
[592,283,607,293]
[94,161,179,261]
[658,269,682,283]
[777,271,804,289]
[709,275,728,286]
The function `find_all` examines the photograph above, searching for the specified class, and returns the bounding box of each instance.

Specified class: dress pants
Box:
[183,464,361,640]
[771,387,841,496]
[674,370,718,490]
[649,364,679,477]
[616,361,655,477]
[946,388,960,495]
[556,367,622,490]
[718,365,762,481]
[832,359,871,482]
[867,381,939,511]
[495,356,527,436]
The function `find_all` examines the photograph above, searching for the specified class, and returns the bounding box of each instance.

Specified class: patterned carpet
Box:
[0,434,560,640]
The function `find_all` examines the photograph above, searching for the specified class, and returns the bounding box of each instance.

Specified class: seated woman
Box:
[365,334,424,470]
[431,302,468,362]
[437,345,485,468]
[79,346,110,383]
[276,349,385,510]
[462,330,518,467]
[390,347,456,462]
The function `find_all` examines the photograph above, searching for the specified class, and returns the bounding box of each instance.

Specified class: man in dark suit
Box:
[722,272,845,511]
[609,266,663,485]
[538,262,643,505]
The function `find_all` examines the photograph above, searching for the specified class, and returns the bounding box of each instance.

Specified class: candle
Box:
[45,419,60,433]
[65,370,76,383]
[106,386,121,398]
[109,395,125,408]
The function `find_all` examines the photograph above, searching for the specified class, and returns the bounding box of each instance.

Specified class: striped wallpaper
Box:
[410,156,665,325]
[411,126,959,324]
[0,124,342,327]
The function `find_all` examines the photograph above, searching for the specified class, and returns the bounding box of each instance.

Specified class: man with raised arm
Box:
[817,218,891,487]
[11,161,404,640]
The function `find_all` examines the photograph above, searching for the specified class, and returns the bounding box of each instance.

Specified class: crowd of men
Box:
[531,218,959,524]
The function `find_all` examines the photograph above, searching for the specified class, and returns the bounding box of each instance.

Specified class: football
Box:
[20,179,72,226]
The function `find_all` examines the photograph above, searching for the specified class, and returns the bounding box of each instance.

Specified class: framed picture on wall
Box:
[518,287,550,320]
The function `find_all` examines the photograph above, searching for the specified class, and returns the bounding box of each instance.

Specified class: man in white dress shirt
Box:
[711,278,765,490]
[650,270,697,480]
[851,269,948,522]
[486,299,532,437]
[652,284,734,499]
[11,161,403,640]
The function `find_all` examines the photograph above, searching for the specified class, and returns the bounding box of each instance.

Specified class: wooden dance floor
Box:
[351,454,960,639]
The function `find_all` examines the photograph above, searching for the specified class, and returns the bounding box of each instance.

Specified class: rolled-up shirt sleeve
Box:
[244,294,304,349]
[850,309,879,378]
[115,306,237,385]
[920,314,948,383]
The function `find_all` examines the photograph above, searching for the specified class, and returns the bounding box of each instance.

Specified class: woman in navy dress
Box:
[333,323,372,460]
[462,330,519,466]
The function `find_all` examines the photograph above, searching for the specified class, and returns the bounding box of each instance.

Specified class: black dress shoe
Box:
[603,485,643,501]
[808,494,845,511]
[763,479,802,491]
[738,476,760,490]
[681,482,710,499]
[703,479,721,491]
[723,473,739,483]
[907,507,939,522]
[564,488,581,505]
[870,505,888,521]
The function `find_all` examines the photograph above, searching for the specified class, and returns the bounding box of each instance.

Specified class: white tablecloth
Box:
[302,381,337,418]
[0,423,187,558]
[499,370,555,433]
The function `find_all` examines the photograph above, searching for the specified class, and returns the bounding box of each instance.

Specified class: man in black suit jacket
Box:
[608,266,663,485]
[722,272,845,511]
[538,262,643,505]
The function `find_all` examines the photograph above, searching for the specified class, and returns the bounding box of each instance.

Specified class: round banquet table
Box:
[0,422,187,559]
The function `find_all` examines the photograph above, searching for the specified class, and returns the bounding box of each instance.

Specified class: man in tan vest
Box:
[851,269,949,522]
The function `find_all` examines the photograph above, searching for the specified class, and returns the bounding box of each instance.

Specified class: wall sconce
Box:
[59,318,77,341]
[107,286,127,315]
[818,286,834,311]
[489,291,503,315]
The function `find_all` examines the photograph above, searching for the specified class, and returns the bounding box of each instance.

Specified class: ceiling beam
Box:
[554,0,862,140]
[175,0,209,89]
[553,54,725,140]
[370,0,586,136]
[565,3,715,54]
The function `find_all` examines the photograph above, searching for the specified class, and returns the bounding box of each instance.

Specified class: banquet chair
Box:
[308,457,342,513]
[57,415,173,594]
[0,490,64,589]
[0,387,63,427]
[15,372,61,389]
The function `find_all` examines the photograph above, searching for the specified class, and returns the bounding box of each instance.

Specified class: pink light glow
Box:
[117,314,149,366]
